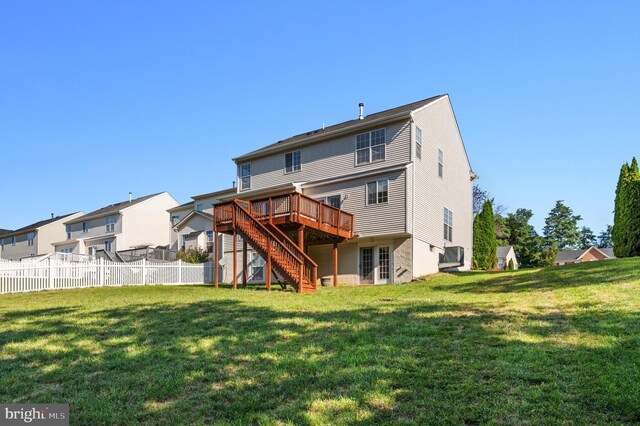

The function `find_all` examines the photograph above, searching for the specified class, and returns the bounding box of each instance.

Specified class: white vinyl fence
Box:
[0,258,215,294]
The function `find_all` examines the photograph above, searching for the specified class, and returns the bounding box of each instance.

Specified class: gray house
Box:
[212,95,476,291]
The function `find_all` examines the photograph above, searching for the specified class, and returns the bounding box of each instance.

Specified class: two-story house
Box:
[53,192,178,256]
[0,212,85,261]
[212,95,476,292]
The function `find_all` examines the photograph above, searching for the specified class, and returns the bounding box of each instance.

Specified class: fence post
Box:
[178,259,182,284]
[99,258,105,287]
[48,258,54,290]
[142,258,147,285]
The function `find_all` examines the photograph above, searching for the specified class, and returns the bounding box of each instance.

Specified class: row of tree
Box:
[473,156,639,269]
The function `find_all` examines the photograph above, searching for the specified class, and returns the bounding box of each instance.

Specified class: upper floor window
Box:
[416,127,422,160]
[240,163,251,191]
[366,179,389,205]
[106,216,116,232]
[196,204,204,212]
[66,225,71,240]
[11,236,16,246]
[82,222,88,233]
[171,215,180,226]
[356,128,386,165]
[438,149,444,178]
[444,207,453,242]
[27,232,35,246]
[284,150,301,174]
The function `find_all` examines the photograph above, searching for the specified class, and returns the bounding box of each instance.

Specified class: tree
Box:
[473,200,498,270]
[543,200,582,250]
[507,259,515,271]
[504,208,543,267]
[579,226,597,249]
[613,157,640,257]
[597,225,613,248]
[539,245,558,267]
[473,184,507,218]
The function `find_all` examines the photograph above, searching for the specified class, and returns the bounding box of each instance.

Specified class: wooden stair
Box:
[222,200,318,293]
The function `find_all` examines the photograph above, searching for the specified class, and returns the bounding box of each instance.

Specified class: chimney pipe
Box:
[129,192,132,202]
[359,102,364,120]
[232,181,236,188]
[51,213,54,219]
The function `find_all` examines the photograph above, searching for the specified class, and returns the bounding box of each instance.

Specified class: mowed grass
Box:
[1,259,639,425]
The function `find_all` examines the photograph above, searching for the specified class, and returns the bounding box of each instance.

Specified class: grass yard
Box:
[1,258,639,425]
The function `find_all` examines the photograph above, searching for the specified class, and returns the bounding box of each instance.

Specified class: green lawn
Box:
[1,259,639,425]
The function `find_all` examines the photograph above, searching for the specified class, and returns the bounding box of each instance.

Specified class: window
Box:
[326,195,341,209]
[27,232,35,246]
[196,204,204,212]
[366,179,389,205]
[171,215,180,226]
[285,150,301,173]
[82,222,88,233]
[498,259,504,269]
[415,127,422,160]
[206,231,213,242]
[105,240,113,252]
[181,235,187,250]
[444,208,453,242]
[11,236,16,246]
[240,163,251,190]
[105,216,116,232]
[66,225,71,240]
[379,247,390,280]
[356,128,386,165]
[438,149,444,178]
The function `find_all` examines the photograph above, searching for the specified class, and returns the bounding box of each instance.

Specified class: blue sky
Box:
[1,1,638,235]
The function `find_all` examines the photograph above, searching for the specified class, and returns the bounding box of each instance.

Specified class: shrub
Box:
[176,248,210,264]
[473,200,498,270]
[507,259,515,271]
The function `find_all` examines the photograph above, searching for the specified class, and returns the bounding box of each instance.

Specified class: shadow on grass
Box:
[0,294,638,424]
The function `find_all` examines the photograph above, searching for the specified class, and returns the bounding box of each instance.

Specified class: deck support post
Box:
[242,240,248,288]
[333,242,338,287]
[214,212,219,288]
[266,240,271,292]
[297,225,305,252]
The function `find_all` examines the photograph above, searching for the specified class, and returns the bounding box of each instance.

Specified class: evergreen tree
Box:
[543,200,582,250]
[473,200,498,269]
[507,258,515,271]
[612,161,630,257]
[504,208,543,267]
[597,225,613,248]
[612,157,640,257]
[539,245,558,267]
[627,158,640,256]
[579,226,597,249]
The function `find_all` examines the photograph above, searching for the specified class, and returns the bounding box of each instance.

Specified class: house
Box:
[555,246,614,266]
[496,245,518,270]
[0,212,85,261]
[53,192,178,256]
[212,95,476,292]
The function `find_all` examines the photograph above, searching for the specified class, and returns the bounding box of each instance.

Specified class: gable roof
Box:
[66,192,165,224]
[555,246,612,262]
[496,246,513,258]
[598,247,615,258]
[192,187,236,200]
[0,229,12,236]
[233,95,446,162]
[168,201,195,213]
[173,210,214,231]
[0,213,81,238]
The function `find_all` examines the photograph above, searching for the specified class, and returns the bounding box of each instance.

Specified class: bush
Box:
[176,248,210,264]
[507,259,515,271]
[473,200,498,270]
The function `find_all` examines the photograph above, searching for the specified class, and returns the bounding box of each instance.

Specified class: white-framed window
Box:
[284,150,301,174]
[206,230,213,242]
[27,232,35,246]
[11,236,16,246]
[240,163,251,190]
[366,179,389,205]
[326,195,341,209]
[105,216,116,232]
[104,240,113,252]
[416,127,422,160]
[82,222,88,233]
[356,128,386,165]
[444,207,453,242]
[66,225,71,240]
[438,149,444,178]
[171,215,180,226]
[196,204,204,212]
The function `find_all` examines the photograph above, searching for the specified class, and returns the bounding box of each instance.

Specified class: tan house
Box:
[53,192,178,256]
[212,95,476,291]
[555,246,614,266]
[496,245,519,270]
[0,212,85,261]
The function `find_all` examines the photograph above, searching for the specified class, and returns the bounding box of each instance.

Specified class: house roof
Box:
[184,231,204,239]
[66,192,165,224]
[192,187,236,200]
[233,95,446,162]
[599,247,615,258]
[173,210,214,231]
[496,246,513,258]
[0,229,12,236]
[1,213,81,239]
[168,201,195,213]
[555,246,612,262]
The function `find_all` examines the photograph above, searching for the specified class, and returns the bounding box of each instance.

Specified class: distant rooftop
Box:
[1,213,80,238]
[66,193,165,224]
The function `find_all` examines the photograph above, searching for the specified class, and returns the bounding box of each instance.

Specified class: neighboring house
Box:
[53,192,178,256]
[0,212,84,261]
[0,229,12,236]
[555,246,614,266]
[496,245,518,270]
[212,94,476,290]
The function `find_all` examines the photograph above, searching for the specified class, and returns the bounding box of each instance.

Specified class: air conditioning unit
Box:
[439,246,464,268]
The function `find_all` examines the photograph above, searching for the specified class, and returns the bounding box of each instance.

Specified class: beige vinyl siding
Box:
[0,232,37,260]
[239,120,411,192]
[118,192,177,249]
[67,215,123,240]
[411,97,473,269]
[303,169,407,237]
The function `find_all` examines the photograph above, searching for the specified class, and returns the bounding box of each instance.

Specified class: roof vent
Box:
[51,213,54,219]
[129,192,132,202]
[359,102,364,120]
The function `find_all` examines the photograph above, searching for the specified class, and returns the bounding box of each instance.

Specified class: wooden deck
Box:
[214,192,354,240]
